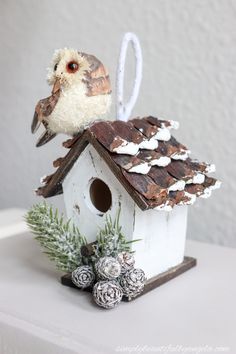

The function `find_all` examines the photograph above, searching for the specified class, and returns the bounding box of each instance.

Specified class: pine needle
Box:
[25,202,86,272]
[94,208,139,258]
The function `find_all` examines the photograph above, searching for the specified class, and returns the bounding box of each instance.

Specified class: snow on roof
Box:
[36,116,221,211]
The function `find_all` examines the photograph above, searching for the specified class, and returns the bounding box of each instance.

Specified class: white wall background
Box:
[0,0,235,247]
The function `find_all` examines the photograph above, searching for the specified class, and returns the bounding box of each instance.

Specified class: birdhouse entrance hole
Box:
[89,178,112,213]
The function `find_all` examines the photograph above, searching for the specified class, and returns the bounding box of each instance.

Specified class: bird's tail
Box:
[36,130,57,147]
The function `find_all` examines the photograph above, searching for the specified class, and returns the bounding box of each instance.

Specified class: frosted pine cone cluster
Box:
[71,253,146,309]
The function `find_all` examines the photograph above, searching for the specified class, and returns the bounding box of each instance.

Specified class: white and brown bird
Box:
[31,48,112,146]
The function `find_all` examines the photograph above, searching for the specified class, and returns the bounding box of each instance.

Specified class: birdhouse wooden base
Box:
[61,256,197,301]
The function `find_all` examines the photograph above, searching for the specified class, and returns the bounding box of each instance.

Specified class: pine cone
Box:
[120,268,146,299]
[72,265,95,289]
[95,257,121,280]
[93,281,123,309]
[117,252,135,273]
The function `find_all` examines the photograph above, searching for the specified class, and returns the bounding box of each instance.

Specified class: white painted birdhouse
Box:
[37,117,220,280]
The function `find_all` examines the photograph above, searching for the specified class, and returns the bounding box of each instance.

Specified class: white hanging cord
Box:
[116,32,143,122]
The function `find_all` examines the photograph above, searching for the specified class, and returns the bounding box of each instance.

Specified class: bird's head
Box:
[47,48,111,98]
[47,48,91,89]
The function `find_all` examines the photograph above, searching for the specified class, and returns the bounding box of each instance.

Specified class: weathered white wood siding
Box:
[62,144,188,279]
[131,205,188,278]
[62,145,134,242]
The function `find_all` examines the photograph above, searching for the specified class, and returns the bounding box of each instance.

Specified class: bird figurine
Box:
[31,48,112,147]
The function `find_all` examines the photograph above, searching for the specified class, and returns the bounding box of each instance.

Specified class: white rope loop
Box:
[116,32,143,122]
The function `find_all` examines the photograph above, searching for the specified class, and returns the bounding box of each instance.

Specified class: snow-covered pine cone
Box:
[120,268,146,299]
[117,252,135,274]
[72,265,95,289]
[95,256,121,280]
[93,280,123,309]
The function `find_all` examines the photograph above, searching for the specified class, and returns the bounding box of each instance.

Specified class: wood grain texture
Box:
[148,167,178,189]
[167,160,195,180]
[130,117,159,138]
[122,170,167,201]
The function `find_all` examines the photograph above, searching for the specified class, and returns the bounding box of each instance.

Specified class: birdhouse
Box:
[37,116,220,283]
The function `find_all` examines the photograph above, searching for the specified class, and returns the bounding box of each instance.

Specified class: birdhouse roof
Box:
[36,117,220,211]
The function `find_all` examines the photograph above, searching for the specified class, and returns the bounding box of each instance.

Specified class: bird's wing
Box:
[80,53,112,97]
[31,79,61,134]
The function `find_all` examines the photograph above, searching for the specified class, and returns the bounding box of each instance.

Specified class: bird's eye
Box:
[54,63,58,71]
[66,61,79,73]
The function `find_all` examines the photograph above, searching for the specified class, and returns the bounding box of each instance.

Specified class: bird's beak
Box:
[52,77,61,94]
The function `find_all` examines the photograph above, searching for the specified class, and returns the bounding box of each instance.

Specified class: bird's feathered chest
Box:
[47,83,111,135]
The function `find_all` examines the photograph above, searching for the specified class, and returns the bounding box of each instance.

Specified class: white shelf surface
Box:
[0,210,235,354]
[0,208,27,239]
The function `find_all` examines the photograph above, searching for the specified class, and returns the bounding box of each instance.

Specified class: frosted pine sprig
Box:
[25,203,87,272]
[26,203,141,272]
[94,209,140,259]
